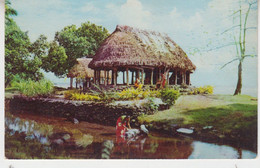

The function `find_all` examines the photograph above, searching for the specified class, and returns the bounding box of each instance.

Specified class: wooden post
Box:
[123,70,125,84]
[141,69,144,84]
[107,71,109,85]
[174,69,177,85]
[159,68,161,80]
[113,68,117,86]
[131,70,134,85]
[98,70,100,85]
[126,67,129,86]
[112,70,114,85]
[151,69,154,85]
[183,71,186,85]
[167,71,170,85]
[137,70,140,79]
[94,70,96,85]
[181,71,185,84]
[187,71,190,85]
[70,77,73,88]
[104,70,107,86]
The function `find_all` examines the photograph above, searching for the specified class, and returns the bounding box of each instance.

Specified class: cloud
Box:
[80,2,99,13]
[106,0,151,29]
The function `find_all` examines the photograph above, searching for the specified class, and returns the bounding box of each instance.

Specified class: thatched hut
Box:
[88,25,196,87]
[67,58,111,89]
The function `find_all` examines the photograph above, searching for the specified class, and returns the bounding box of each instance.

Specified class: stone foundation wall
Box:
[9,96,160,126]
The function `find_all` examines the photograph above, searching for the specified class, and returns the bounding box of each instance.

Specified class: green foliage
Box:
[160,88,180,106]
[12,79,54,97]
[116,88,161,100]
[5,3,46,87]
[64,90,101,101]
[42,41,68,76]
[43,22,110,77]
[188,85,214,95]
[5,0,17,23]
[142,97,159,112]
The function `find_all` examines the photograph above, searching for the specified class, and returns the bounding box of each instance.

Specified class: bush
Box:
[188,85,214,95]
[64,89,80,99]
[116,88,161,100]
[160,88,180,106]
[64,90,101,101]
[142,97,159,113]
[12,79,54,97]
[70,93,101,101]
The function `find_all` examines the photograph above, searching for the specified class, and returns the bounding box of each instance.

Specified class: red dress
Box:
[116,117,126,137]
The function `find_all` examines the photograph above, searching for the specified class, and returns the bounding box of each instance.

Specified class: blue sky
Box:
[10,0,258,96]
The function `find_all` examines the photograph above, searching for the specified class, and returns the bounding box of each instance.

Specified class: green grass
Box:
[138,94,257,133]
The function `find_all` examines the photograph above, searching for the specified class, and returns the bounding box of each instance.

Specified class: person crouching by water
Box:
[116,115,131,140]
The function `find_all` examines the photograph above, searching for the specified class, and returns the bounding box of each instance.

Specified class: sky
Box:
[9,0,258,96]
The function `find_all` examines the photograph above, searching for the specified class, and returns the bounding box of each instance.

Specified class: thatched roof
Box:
[89,25,196,71]
[68,58,112,79]
[67,58,94,78]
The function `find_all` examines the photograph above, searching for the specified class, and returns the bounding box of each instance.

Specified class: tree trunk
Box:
[234,61,242,95]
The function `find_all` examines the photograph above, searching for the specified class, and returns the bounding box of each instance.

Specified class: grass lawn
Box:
[138,94,257,148]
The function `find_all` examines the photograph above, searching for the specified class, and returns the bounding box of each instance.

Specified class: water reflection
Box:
[188,141,257,159]
[5,112,257,159]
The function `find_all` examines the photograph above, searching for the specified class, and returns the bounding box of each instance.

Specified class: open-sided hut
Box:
[88,25,196,87]
[67,58,111,89]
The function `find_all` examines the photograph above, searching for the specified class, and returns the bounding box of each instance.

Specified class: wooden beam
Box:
[111,70,114,85]
[126,67,129,86]
[104,70,107,86]
[107,70,109,85]
[93,70,96,85]
[98,70,101,85]
[174,69,177,85]
[70,77,73,88]
[167,71,170,85]
[123,70,125,84]
[131,70,134,85]
[151,69,154,85]
[141,69,144,84]
[159,68,161,80]
[113,68,117,86]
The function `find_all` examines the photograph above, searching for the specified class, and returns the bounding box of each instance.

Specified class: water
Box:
[5,111,256,159]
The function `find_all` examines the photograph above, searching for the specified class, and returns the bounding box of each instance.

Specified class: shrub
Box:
[70,93,101,101]
[12,79,54,97]
[64,89,80,99]
[116,88,161,100]
[160,88,180,106]
[188,85,214,95]
[142,97,159,113]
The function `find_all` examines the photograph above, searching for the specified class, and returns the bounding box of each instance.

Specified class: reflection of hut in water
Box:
[67,58,111,90]
[88,25,196,87]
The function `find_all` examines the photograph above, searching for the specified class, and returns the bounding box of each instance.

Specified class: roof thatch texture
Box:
[67,58,94,78]
[68,58,111,79]
[89,25,196,71]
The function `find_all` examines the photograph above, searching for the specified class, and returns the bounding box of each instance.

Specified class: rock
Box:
[176,128,194,134]
[62,134,71,141]
[203,126,213,130]
[52,139,64,145]
[140,125,149,134]
[73,118,79,124]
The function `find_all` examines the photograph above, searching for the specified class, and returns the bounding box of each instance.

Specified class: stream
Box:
[5,109,257,159]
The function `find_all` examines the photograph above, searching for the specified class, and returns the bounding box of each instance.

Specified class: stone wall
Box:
[9,96,163,126]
